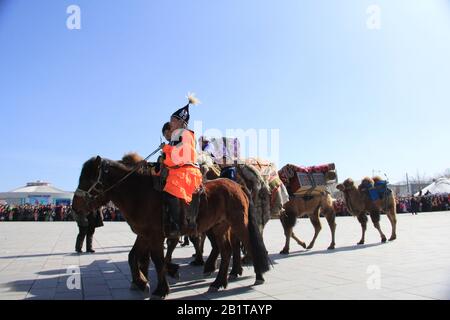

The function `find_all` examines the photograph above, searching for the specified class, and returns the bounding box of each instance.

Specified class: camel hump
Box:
[372,176,383,183]
[121,152,144,166]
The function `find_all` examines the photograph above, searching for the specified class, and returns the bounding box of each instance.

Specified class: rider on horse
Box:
[162,94,203,237]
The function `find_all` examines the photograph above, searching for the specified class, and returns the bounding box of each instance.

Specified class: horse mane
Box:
[121,153,144,167]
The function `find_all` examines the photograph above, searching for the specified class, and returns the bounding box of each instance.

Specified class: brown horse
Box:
[279,191,337,254]
[336,177,397,245]
[72,155,270,299]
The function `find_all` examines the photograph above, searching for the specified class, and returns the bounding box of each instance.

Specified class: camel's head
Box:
[337,178,356,193]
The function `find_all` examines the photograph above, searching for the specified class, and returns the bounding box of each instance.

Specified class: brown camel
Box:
[336,177,397,245]
[279,190,337,254]
[72,155,270,299]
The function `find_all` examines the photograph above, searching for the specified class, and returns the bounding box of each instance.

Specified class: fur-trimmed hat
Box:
[171,93,200,124]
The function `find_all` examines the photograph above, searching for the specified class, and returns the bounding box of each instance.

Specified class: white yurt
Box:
[415,178,450,196]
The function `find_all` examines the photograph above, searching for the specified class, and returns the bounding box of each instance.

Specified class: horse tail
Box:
[247,195,271,275]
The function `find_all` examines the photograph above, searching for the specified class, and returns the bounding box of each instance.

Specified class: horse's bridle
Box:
[74,143,165,206]
[74,160,110,204]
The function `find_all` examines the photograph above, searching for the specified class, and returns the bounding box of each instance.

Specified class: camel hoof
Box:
[254,279,265,286]
[279,248,289,255]
[207,286,219,293]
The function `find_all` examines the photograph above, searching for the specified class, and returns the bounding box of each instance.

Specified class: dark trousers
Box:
[75,225,95,251]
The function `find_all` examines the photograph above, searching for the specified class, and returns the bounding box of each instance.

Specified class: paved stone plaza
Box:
[0,212,449,300]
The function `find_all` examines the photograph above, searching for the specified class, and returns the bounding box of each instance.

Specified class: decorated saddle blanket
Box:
[360,180,392,201]
[279,163,337,195]
[209,137,241,165]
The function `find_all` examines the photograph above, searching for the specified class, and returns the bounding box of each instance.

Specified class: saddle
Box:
[360,180,392,201]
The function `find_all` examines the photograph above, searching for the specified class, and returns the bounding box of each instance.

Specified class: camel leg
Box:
[291,232,307,249]
[370,211,387,243]
[229,233,243,280]
[150,242,170,299]
[357,213,368,245]
[307,211,322,250]
[208,225,232,291]
[164,238,180,279]
[324,209,336,250]
[203,231,219,275]
[280,210,298,254]
[128,236,149,291]
[387,208,397,241]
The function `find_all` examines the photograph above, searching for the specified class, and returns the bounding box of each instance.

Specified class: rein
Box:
[75,143,164,203]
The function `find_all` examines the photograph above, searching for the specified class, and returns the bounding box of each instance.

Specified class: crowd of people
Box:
[0,204,125,222]
[1,193,449,222]
[395,194,450,214]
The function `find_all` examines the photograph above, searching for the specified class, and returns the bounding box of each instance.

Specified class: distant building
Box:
[389,182,429,197]
[0,181,73,205]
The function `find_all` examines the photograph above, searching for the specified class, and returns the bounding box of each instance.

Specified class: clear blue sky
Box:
[1,0,449,192]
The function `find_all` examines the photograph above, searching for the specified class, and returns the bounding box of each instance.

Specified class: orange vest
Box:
[162,129,198,168]
[162,129,202,203]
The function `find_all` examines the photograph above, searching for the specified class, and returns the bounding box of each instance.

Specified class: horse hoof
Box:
[130,283,139,291]
[130,282,148,292]
[150,294,165,300]
[389,236,396,241]
[228,274,238,281]
[299,242,307,249]
[381,237,387,243]
[190,259,204,266]
[203,272,213,277]
[357,241,364,245]
[306,245,313,250]
[254,279,265,286]
[279,249,289,255]
[208,286,219,293]
[327,245,335,250]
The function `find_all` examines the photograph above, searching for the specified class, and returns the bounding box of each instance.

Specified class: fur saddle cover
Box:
[244,158,290,218]
[197,151,221,179]
[235,164,272,230]
[359,177,392,202]
[279,163,337,195]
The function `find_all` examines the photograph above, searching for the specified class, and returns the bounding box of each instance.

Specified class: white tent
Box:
[0,181,73,205]
[415,178,450,196]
